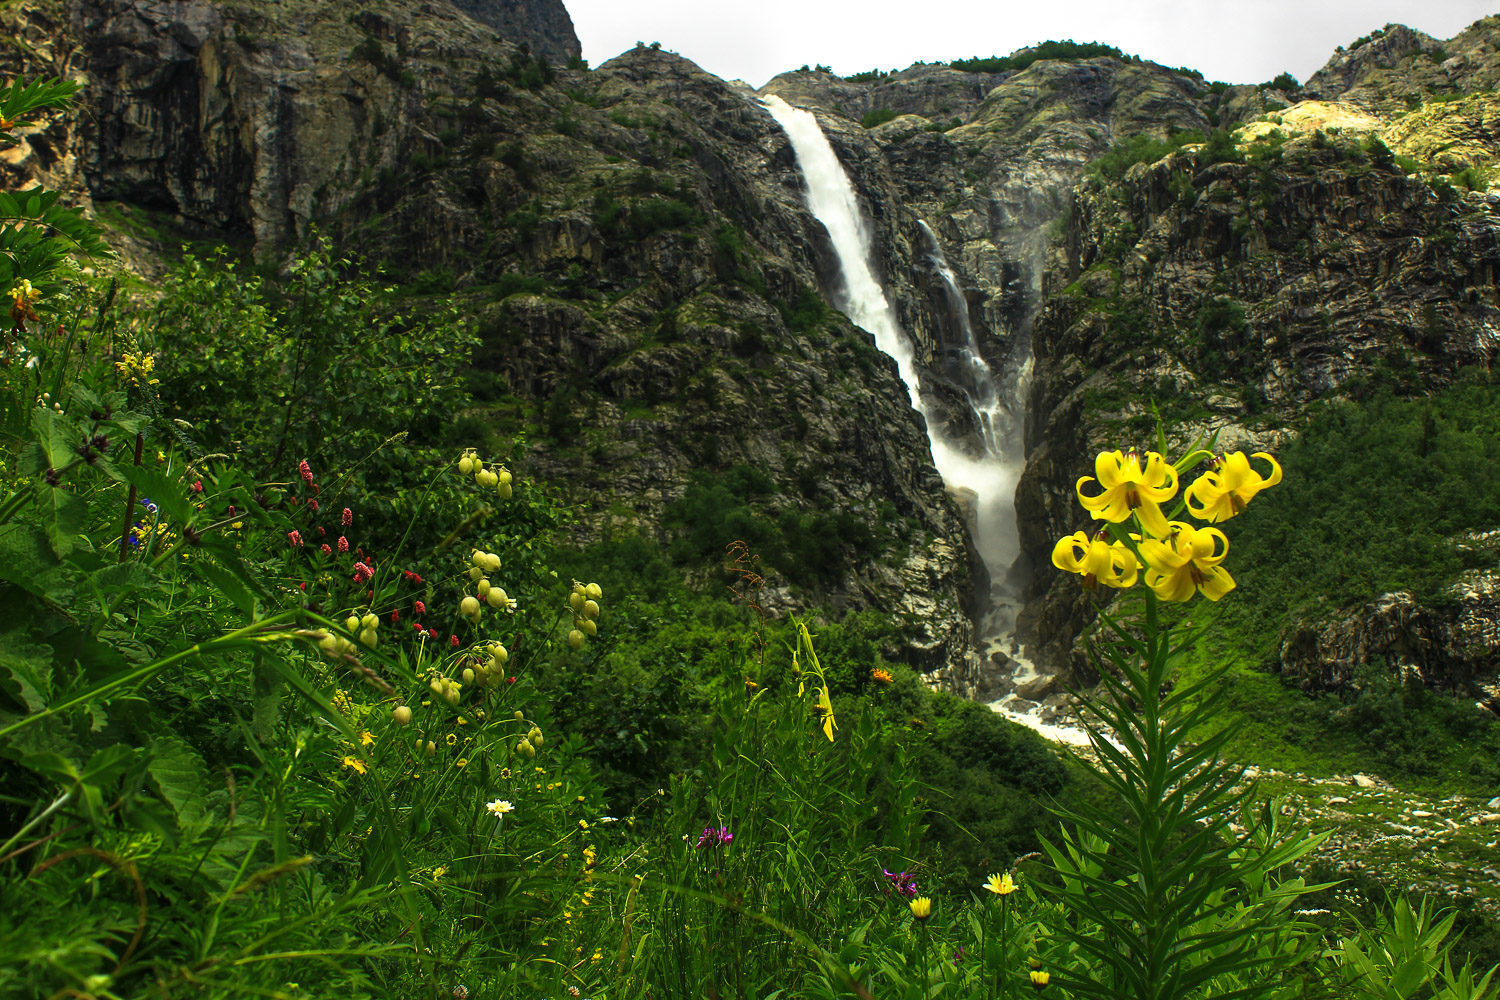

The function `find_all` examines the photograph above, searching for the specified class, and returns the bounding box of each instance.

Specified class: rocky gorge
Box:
[3,0,1500,715]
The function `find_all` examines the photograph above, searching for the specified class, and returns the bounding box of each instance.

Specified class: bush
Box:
[861,107,899,128]
[949,40,1127,75]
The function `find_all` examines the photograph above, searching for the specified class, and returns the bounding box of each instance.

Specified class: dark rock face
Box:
[1278,572,1500,705]
[447,0,579,64]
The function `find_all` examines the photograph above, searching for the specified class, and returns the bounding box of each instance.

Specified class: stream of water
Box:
[763,95,1088,744]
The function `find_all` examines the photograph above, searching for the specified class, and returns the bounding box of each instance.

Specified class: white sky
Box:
[562,1,1497,89]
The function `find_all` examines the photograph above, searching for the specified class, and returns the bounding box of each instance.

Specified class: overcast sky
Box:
[561,1,1496,89]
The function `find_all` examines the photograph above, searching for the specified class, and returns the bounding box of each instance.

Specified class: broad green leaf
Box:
[148,735,210,829]
[111,463,195,524]
[42,485,86,557]
[0,632,52,711]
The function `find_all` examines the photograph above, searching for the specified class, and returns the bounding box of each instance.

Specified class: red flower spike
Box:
[321,543,332,556]
[308,498,319,512]
[390,609,400,623]
[342,508,353,527]
[450,634,460,648]
[414,600,426,615]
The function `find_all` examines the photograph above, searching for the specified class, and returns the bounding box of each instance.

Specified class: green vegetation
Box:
[1259,72,1299,91]
[5,76,1500,1000]
[949,40,1128,75]
[845,68,891,83]
[1088,128,1239,183]
[860,107,899,128]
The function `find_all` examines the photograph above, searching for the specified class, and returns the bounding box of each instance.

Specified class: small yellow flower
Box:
[114,350,160,388]
[983,872,1018,896]
[1184,451,1282,522]
[1139,522,1235,602]
[455,758,468,768]
[1076,450,1177,538]
[909,896,933,921]
[500,767,512,779]
[1051,530,1138,589]
[341,756,368,775]
[871,667,894,685]
[359,730,375,746]
[445,733,458,746]
[1030,970,1051,990]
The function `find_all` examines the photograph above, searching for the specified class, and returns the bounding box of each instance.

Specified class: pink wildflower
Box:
[390,609,400,623]
[337,536,349,553]
[450,634,460,648]
[308,498,319,512]
[287,530,303,547]
[414,600,426,614]
[342,507,353,527]
[321,543,332,555]
[298,459,314,484]
[352,561,374,585]
[696,826,734,849]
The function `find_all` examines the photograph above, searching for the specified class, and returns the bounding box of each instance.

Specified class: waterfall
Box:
[763,95,1079,738]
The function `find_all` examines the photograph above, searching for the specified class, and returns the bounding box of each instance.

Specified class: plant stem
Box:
[118,430,143,562]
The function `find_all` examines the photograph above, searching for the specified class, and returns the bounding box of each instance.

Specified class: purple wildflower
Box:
[882,868,918,898]
[696,825,733,848]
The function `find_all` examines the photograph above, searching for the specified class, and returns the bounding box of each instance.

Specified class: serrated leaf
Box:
[0,632,52,711]
[88,561,160,598]
[31,406,78,470]
[196,560,257,618]
[43,486,86,557]
[148,735,209,829]
[0,522,70,601]
[111,463,195,524]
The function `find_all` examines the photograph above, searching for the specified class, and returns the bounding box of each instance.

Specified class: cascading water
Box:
[763,95,1087,744]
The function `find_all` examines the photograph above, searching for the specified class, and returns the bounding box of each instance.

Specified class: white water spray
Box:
[763,96,1086,743]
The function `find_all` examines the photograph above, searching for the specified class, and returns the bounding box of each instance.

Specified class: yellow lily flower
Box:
[1076,450,1178,538]
[1184,451,1282,522]
[816,685,837,741]
[1051,530,1138,589]
[1139,521,1235,602]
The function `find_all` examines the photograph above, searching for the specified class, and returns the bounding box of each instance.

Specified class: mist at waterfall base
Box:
[762,96,1091,745]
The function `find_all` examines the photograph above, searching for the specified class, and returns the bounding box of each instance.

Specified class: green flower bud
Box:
[460,596,482,621]
[392,705,413,725]
[567,629,585,650]
[582,599,600,620]
[586,582,603,600]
